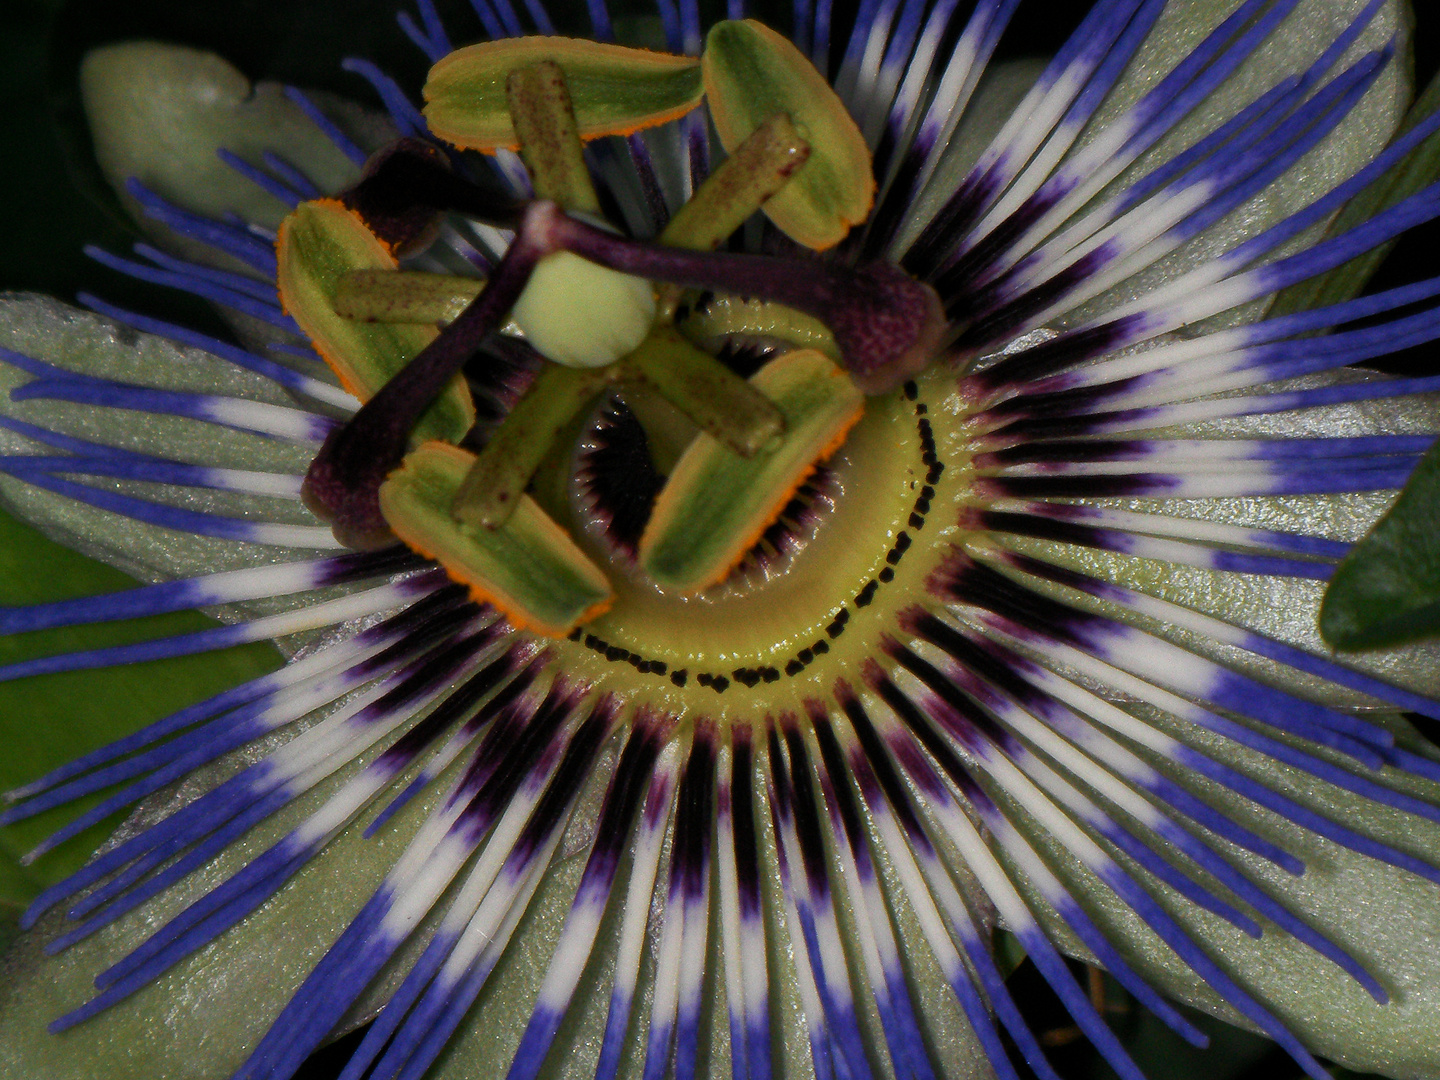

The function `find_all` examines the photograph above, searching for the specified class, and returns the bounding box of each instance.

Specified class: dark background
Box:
[6,0,1436,328]
[0,1,1434,1078]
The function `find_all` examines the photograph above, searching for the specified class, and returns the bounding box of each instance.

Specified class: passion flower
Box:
[1,2,1440,1080]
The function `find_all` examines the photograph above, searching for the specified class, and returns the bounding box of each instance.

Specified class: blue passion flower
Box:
[3,1,1440,1080]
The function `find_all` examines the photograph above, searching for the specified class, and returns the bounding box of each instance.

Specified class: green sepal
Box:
[80,42,373,238]
[639,348,864,593]
[276,200,475,444]
[380,441,614,637]
[702,20,874,251]
[1320,439,1440,650]
[424,37,703,152]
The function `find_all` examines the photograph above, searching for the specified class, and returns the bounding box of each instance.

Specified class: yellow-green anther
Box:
[452,362,613,528]
[660,114,810,252]
[702,19,875,250]
[424,37,703,152]
[507,60,602,215]
[627,327,784,457]
[384,441,614,637]
[333,270,485,324]
[654,113,809,320]
[639,347,864,593]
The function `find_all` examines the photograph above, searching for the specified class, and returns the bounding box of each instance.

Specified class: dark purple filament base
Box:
[341,138,526,253]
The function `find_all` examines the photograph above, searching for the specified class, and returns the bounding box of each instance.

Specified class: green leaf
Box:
[0,507,283,899]
[702,19,875,251]
[1271,64,1440,317]
[423,37,703,152]
[1320,439,1440,650]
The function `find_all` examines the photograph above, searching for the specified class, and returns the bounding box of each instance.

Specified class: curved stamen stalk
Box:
[451,363,613,528]
[654,112,812,319]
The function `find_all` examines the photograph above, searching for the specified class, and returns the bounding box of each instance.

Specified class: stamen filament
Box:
[656,113,811,318]
[452,364,612,528]
[626,328,785,455]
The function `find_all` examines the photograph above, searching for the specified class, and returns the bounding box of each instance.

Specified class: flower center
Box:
[283,32,952,641]
[556,364,975,715]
